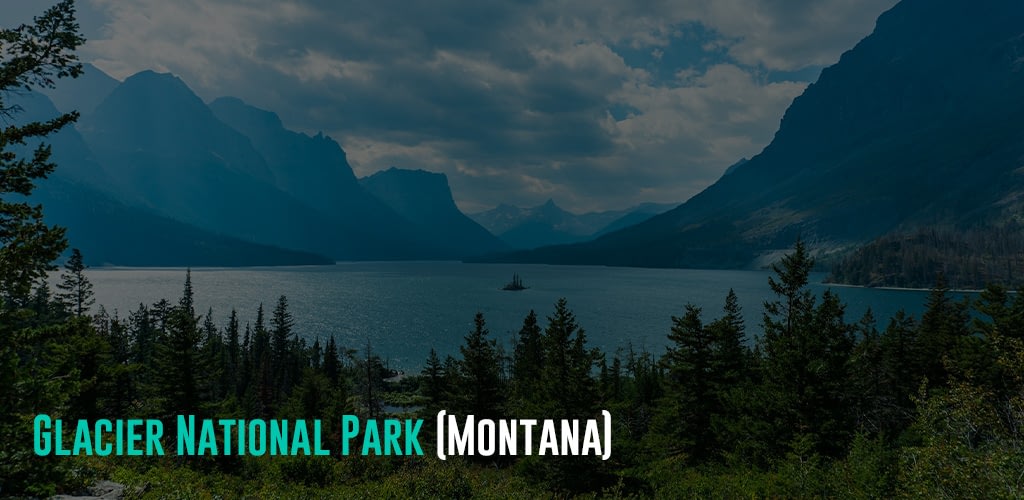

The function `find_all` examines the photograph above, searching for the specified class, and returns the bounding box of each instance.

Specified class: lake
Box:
[82,262,949,370]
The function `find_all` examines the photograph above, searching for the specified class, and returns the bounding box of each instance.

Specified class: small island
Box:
[502,273,528,291]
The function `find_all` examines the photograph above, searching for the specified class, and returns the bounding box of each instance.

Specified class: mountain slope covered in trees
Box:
[829,225,1024,289]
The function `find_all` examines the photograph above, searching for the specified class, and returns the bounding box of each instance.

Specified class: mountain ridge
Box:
[470,200,676,250]
[474,0,1024,268]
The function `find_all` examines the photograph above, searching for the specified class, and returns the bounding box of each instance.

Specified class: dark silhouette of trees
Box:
[455,312,503,418]
[0,2,89,494]
[0,0,83,304]
[56,248,94,317]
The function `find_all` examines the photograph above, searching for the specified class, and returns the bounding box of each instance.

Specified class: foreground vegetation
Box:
[5,240,1024,498]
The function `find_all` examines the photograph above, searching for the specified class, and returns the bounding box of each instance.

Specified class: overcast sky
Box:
[5,0,898,213]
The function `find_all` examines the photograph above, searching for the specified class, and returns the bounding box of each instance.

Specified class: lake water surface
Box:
[84,262,949,370]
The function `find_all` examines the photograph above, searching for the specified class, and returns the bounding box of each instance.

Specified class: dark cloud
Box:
[78,0,896,212]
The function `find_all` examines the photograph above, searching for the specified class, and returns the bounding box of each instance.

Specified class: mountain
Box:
[78,71,441,260]
[721,158,749,177]
[209,98,375,214]
[207,97,450,256]
[592,202,677,237]
[359,168,507,257]
[7,91,114,190]
[470,200,675,249]
[7,91,330,266]
[34,176,332,267]
[478,0,1024,268]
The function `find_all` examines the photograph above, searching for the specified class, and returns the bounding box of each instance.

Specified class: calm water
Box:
[81,262,946,370]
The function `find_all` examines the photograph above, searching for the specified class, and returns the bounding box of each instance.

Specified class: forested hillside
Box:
[829,226,1024,289]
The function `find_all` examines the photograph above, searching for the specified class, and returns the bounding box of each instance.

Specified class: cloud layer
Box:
[78,0,897,212]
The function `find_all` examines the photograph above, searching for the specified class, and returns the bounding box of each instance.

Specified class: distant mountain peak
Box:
[371,167,452,194]
[126,69,189,88]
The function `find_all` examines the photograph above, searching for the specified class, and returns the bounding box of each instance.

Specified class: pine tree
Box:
[530,298,603,492]
[512,309,544,397]
[270,295,295,398]
[0,1,83,305]
[152,271,206,420]
[55,248,94,317]
[28,280,60,324]
[250,303,274,415]
[225,309,241,395]
[199,308,228,399]
[456,312,503,417]
[323,335,340,383]
[707,288,749,389]
[359,339,383,417]
[239,322,253,399]
[0,4,86,492]
[654,304,716,460]
[529,298,598,417]
[879,309,919,435]
[760,239,855,458]
[310,337,322,371]
[916,276,972,389]
[421,348,446,406]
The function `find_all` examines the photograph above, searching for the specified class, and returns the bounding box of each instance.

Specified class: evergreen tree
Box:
[152,271,206,419]
[0,1,82,304]
[28,280,60,324]
[238,322,253,399]
[199,308,227,399]
[760,239,855,458]
[271,295,295,397]
[225,309,241,395]
[248,303,275,415]
[358,339,384,417]
[456,312,503,417]
[512,309,544,397]
[0,3,87,493]
[879,310,919,435]
[707,288,750,390]
[91,308,135,417]
[704,289,754,459]
[538,298,597,416]
[654,304,716,460]
[323,335,340,384]
[916,277,973,389]
[422,347,446,406]
[310,337,322,371]
[55,248,94,317]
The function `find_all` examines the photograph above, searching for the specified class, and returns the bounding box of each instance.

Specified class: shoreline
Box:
[821,281,989,294]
